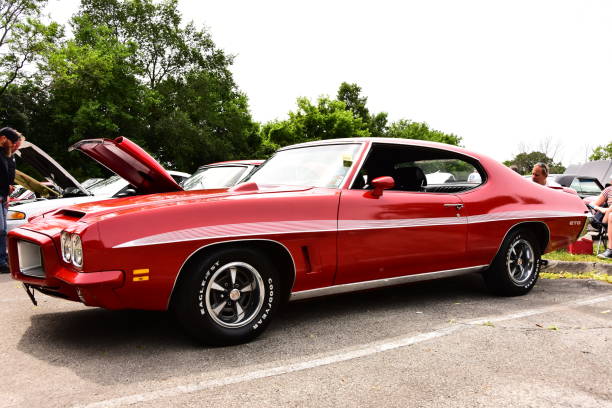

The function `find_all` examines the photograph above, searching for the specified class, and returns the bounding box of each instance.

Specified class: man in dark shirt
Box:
[0,127,24,273]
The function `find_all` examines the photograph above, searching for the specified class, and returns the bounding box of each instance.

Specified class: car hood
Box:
[15,141,89,195]
[69,136,183,194]
[14,170,59,197]
[38,184,312,223]
[10,194,113,220]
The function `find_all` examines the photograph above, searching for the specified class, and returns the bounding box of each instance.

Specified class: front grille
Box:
[17,240,45,278]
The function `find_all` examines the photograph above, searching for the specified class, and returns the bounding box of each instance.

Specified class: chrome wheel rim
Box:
[506,239,535,285]
[205,262,265,328]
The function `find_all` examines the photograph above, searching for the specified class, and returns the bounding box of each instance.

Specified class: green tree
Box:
[337,82,387,137]
[26,0,258,175]
[149,71,260,170]
[259,83,462,157]
[36,19,146,178]
[0,0,62,96]
[74,0,257,171]
[503,151,565,175]
[259,96,370,155]
[76,0,230,90]
[589,141,612,161]
[386,119,461,146]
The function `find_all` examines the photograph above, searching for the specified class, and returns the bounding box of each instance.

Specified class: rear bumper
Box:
[8,228,126,309]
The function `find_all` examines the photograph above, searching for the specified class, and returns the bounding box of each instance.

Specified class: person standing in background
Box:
[0,127,24,274]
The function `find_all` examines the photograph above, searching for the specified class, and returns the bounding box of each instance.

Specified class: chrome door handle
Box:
[444,203,464,210]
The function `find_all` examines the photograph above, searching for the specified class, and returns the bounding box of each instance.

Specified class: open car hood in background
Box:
[14,170,60,197]
[69,137,183,194]
[15,141,89,196]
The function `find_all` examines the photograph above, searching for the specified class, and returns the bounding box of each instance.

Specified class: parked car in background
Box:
[14,141,89,198]
[181,160,263,190]
[9,137,587,346]
[551,175,604,200]
[9,170,59,203]
[564,160,612,188]
[7,139,189,231]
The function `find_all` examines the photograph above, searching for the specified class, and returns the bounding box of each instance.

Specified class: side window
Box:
[351,143,485,193]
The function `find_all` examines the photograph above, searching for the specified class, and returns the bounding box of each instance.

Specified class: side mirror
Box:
[370,176,394,198]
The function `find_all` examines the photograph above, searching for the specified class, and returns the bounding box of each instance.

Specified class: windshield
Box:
[87,175,129,196]
[247,143,361,188]
[571,178,603,195]
[181,166,250,190]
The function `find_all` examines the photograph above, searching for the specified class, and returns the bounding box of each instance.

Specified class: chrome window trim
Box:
[346,141,489,193]
[344,141,372,190]
[289,265,488,301]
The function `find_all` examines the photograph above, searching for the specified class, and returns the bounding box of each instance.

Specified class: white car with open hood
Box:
[8,138,190,231]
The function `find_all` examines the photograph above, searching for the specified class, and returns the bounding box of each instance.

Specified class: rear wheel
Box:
[174,247,279,345]
[484,229,541,296]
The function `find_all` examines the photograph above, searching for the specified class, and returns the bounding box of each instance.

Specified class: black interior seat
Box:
[393,167,427,191]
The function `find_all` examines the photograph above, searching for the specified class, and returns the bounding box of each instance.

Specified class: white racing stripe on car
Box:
[339,216,467,230]
[468,210,586,224]
[74,294,612,408]
[113,210,586,248]
[114,220,338,248]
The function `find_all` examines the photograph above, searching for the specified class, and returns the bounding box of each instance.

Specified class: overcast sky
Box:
[47,0,612,166]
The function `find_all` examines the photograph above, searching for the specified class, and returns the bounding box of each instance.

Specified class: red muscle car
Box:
[9,137,588,345]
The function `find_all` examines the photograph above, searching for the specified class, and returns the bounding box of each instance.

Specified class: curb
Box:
[543,260,612,275]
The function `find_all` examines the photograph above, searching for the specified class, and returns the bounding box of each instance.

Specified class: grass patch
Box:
[543,244,612,264]
[540,272,612,283]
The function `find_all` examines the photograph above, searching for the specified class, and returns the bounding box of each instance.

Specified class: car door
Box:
[336,189,466,285]
[334,142,477,285]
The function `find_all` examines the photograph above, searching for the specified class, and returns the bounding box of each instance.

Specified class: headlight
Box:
[71,234,83,267]
[7,210,26,220]
[61,231,72,263]
[60,231,84,267]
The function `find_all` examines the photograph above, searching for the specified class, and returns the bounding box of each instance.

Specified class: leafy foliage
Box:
[0,0,62,96]
[589,141,612,161]
[503,151,565,175]
[259,83,461,157]
[337,82,387,137]
[5,0,259,178]
[2,1,461,182]
[386,120,461,146]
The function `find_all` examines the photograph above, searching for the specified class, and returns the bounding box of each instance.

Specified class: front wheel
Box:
[173,247,280,346]
[484,229,541,296]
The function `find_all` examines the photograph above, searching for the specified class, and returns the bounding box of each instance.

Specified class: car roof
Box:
[277,137,482,160]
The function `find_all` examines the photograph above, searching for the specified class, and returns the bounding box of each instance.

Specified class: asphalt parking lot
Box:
[1,273,611,408]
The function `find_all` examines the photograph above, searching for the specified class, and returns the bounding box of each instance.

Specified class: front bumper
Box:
[8,228,125,309]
